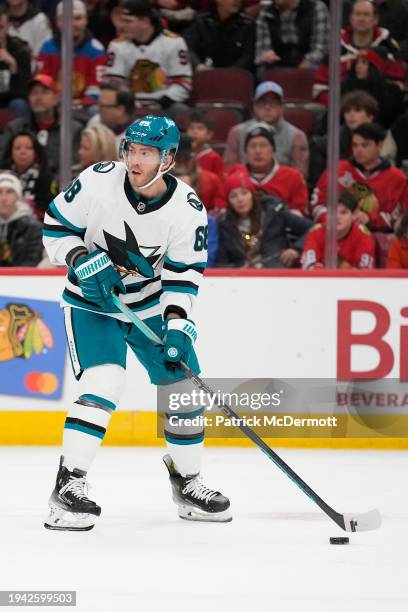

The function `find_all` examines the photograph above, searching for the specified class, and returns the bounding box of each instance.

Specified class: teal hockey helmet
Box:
[120,115,180,189]
[121,115,180,156]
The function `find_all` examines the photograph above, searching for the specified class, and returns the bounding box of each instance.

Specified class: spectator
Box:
[0,129,54,221]
[381,110,408,168]
[87,82,135,149]
[36,0,107,110]
[229,124,309,215]
[0,171,43,267]
[84,0,117,48]
[173,133,226,214]
[186,110,224,179]
[343,0,408,62]
[255,0,329,73]
[302,191,375,269]
[6,0,51,59]
[314,0,404,105]
[74,125,118,174]
[0,74,83,181]
[106,0,192,117]
[168,163,220,264]
[340,47,404,127]
[387,209,408,268]
[183,0,255,71]
[216,169,312,267]
[311,123,408,231]
[224,81,309,176]
[0,5,31,117]
[309,90,379,188]
[155,0,197,34]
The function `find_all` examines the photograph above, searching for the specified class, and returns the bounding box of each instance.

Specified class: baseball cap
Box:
[56,0,87,17]
[0,172,22,198]
[28,74,58,93]
[254,81,284,102]
[224,170,255,199]
[122,0,155,17]
[244,123,276,150]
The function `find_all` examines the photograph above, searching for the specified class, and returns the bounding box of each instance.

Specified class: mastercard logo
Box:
[24,372,59,395]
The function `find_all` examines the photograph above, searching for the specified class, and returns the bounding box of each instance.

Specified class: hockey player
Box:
[42,115,231,530]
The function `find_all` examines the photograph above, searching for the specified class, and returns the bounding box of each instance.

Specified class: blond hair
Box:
[81,125,118,164]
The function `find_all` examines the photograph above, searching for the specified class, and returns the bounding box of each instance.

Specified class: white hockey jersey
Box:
[106,29,192,102]
[43,162,208,321]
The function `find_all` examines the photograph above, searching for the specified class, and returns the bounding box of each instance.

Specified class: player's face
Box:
[125,143,162,190]
[28,85,58,113]
[350,1,377,33]
[352,134,382,167]
[246,137,274,172]
[336,203,354,235]
[187,122,211,148]
[344,107,373,130]
[254,94,283,125]
[228,187,254,217]
[0,187,17,220]
[12,136,35,171]
[79,135,96,168]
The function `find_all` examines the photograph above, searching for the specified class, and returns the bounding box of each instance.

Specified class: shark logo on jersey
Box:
[187,192,203,212]
[94,221,162,278]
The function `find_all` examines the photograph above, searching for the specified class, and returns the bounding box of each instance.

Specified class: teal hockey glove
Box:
[74,249,126,313]
[163,318,197,368]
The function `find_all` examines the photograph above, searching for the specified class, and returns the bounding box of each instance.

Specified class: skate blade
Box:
[178,504,232,523]
[44,503,97,531]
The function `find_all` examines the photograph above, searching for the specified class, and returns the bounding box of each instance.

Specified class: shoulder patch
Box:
[163,29,179,38]
[187,191,204,212]
[93,161,116,173]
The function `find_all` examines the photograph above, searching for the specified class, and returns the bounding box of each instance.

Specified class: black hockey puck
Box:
[330,537,349,545]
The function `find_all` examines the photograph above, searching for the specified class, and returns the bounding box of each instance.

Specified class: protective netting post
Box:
[59,0,73,189]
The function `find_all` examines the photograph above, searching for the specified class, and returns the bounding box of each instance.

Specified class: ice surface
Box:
[0,447,406,612]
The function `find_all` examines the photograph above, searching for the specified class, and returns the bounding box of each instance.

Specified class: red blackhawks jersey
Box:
[311,159,408,230]
[229,162,308,216]
[302,222,375,269]
[195,146,224,180]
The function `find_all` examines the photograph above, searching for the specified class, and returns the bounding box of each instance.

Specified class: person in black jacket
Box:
[0,171,43,267]
[0,5,31,116]
[216,169,312,268]
[0,74,83,182]
[1,129,54,220]
[183,0,255,70]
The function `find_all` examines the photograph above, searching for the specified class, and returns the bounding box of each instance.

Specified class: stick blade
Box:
[341,509,381,532]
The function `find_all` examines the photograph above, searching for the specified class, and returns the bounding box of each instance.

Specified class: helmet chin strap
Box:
[125,149,175,192]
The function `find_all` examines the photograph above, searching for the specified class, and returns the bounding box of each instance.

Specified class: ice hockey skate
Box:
[163,454,232,522]
[44,457,101,531]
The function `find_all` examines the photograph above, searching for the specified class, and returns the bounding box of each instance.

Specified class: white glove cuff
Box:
[167,318,197,344]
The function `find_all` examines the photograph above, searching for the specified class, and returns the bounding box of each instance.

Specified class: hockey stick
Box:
[112,294,381,533]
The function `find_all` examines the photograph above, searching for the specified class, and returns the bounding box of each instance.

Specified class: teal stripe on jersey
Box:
[43,229,80,238]
[162,285,198,296]
[164,256,206,270]
[64,422,105,439]
[62,289,160,313]
[80,394,116,411]
[49,201,86,233]
[165,433,204,445]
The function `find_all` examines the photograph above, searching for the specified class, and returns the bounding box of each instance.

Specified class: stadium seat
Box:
[284,107,316,137]
[191,69,254,116]
[261,68,315,104]
[0,109,17,132]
